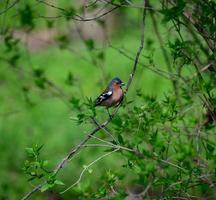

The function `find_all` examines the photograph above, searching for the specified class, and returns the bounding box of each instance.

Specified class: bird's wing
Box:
[95,89,113,106]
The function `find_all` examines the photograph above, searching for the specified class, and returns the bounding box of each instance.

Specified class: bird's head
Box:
[109,77,125,88]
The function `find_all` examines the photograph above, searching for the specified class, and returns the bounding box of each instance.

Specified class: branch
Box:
[147,1,180,99]
[21,184,42,200]
[125,0,147,93]
[60,148,120,194]
[147,2,171,71]
[182,10,216,55]
[109,44,178,80]
[90,116,118,143]
[0,0,19,16]
[86,0,100,8]
[21,0,147,199]
[37,2,120,22]
[190,62,213,80]
[102,0,158,10]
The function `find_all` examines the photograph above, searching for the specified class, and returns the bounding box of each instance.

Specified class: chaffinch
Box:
[95,77,125,113]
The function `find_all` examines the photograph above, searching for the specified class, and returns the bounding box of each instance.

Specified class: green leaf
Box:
[65,72,74,86]
[33,68,44,78]
[54,180,65,186]
[35,78,46,89]
[160,0,186,22]
[85,39,94,50]
[207,143,214,153]
[25,148,35,157]
[77,113,85,124]
[27,176,36,182]
[41,183,52,192]
[97,52,104,60]
[63,7,75,20]
[56,34,70,48]
[128,160,133,168]
[35,144,44,153]
[19,3,34,29]
[118,134,124,144]
[70,97,81,110]
[112,116,122,127]
[42,160,49,167]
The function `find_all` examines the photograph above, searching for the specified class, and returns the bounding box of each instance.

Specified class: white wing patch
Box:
[107,91,113,96]
[96,90,113,105]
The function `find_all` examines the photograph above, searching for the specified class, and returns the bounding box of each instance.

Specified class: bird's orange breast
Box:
[109,86,124,107]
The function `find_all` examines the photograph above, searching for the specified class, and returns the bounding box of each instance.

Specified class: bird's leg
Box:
[106,108,112,119]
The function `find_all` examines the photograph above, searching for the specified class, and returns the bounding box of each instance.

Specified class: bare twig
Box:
[90,116,118,143]
[88,134,135,152]
[125,0,147,93]
[88,135,186,172]
[21,184,42,200]
[0,0,19,15]
[86,0,99,8]
[73,21,108,83]
[147,1,180,98]
[142,181,152,197]
[190,62,213,79]
[182,10,215,55]
[60,148,120,194]
[102,0,159,10]
[109,44,178,80]
[37,5,120,22]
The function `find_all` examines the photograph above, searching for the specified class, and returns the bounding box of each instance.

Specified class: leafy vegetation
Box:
[0,0,215,199]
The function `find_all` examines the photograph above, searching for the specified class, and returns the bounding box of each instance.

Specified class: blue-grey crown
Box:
[109,77,123,85]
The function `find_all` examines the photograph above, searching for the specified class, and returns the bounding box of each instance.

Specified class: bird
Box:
[95,77,125,118]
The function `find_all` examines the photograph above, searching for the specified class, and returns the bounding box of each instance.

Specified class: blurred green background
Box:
[0,0,208,199]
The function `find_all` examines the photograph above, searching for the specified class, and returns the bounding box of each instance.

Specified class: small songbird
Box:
[95,77,125,116]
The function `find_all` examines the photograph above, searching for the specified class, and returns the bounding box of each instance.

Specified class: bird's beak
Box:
[121,82,125,86]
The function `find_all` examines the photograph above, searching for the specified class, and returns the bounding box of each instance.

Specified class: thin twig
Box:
[147,1,180,97]
[0,0,19,15]
[86,0,99,8]
[190,62,213,79]
[60,148,120,194]
[87,134,186,172]
[109,44,178,80]
[102,0,159,10]
[90,116,118,143]
[88,134,135,152]
[125,0,147,93]
[37,5,120,22]
[21,184,42,200]
[182,9,215,54]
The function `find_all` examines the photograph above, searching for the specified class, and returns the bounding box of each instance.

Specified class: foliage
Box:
[0,0,215,199]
